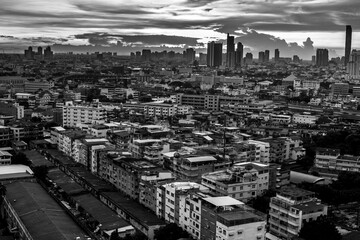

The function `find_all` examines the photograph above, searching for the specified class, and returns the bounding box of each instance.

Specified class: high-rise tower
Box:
[345,25,352,66]
[316,49,329,66]
[207,41,223,67]
[235,42,243,67]
[226,33,235,68]
[275,49,280,62]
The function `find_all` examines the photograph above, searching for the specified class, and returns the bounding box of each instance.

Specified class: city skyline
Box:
[0,0,359,57]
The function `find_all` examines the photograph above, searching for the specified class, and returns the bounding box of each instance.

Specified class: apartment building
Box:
[57,130,87,161]
[267,186,328,240]
[78,138,109,173]
[269,114,292,124]
[0,150,12,165]
[0,126,12,146]
[24,80,51,93]
[99,152,166,200]
[139,172,174,213]
[156,182,207,227]
[314,147,360,178]
[156,182,266,240]
[10,123,43,142]
[201,162,269,202]
[164,153,233,181]
[129,139,163,158]
[202,196,266,240]
[62,101,106,127]
[246,140,270,164]
[176,94,253,111]
[292,114,319,125]
[142,103,194,117]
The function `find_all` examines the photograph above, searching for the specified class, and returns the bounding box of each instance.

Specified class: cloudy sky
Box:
[0,0,359,58]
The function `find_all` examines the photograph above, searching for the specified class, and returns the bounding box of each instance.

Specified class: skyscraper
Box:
[37,46,43,56]
[316,49,329,66]
[264,50,270,62]
[347,50,360,78]
[184,48,195,63]
[226,33,235,68]
[258,51,265,63]
[345,25,352,66]
[274,49,280,62]
[207,41,223,67]
[44,46,53,60]
[245,52,253,64]
[235,42,243,67]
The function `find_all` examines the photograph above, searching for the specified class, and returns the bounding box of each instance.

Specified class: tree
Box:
[110,229,121,240]
[154,223,190,240]
[299,216,341,240]
[33,166,49,181]
[12,152,31,166]
[119,232,147,240]
[248,190,276,213]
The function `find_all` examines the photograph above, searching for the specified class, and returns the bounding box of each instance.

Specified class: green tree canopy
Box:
[154,223,190,240]
[299,216,341,240]
[12,152,31,166]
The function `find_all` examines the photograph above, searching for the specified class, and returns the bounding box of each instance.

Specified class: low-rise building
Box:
[314,147,360,178]
[201,162,269,202]
[267,186,328,240]
[292,114,319,125]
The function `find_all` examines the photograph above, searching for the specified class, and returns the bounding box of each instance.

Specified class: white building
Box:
[292,114,319,125]
[267,186,328,240]
[247,140,270,164]
[202,162,269,202]
[62,101,106,127]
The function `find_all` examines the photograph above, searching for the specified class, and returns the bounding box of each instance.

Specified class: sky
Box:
[0,0,359,58]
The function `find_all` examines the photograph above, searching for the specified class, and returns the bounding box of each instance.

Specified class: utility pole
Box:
[223,114,226,162]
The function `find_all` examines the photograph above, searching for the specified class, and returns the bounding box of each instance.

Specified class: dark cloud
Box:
[231,29,316,59]
[73,32,202,47]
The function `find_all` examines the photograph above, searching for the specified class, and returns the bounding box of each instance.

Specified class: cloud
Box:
[73,32,203,47]
[0,0,358,52]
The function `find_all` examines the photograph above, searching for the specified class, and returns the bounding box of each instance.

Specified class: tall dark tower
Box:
[236,42,243,67]
[316,49,329,66]
[207,41,223,67]
[275,49,280,62]
[226,33,235,68]
[345,25,352,66]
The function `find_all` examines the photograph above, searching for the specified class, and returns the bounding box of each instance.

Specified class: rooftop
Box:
[47,168,86,196]
[292,200,326,213]
[203,196,244,207]
[101,191,165,227]
[5,181,88,240]
[23,150,53,167]
[0,164,33,177]
[278,186,315,200]
[185,156,217,163]
[73,193,131,231]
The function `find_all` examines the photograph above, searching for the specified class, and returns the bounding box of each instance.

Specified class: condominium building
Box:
[314,147,360,178]
[292,114,319,125]
[156,182,266,240]
[143,103,194,117]
[201,162,269,202]
[332,83,349,96]
[246,140,270,164]
[0,150,12,165]
[267,186,328,240]
[202,197,266,240]
[176,94,252,111]
[62,101,107,127]
[164,153,233,181]
[24,80,51,93]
